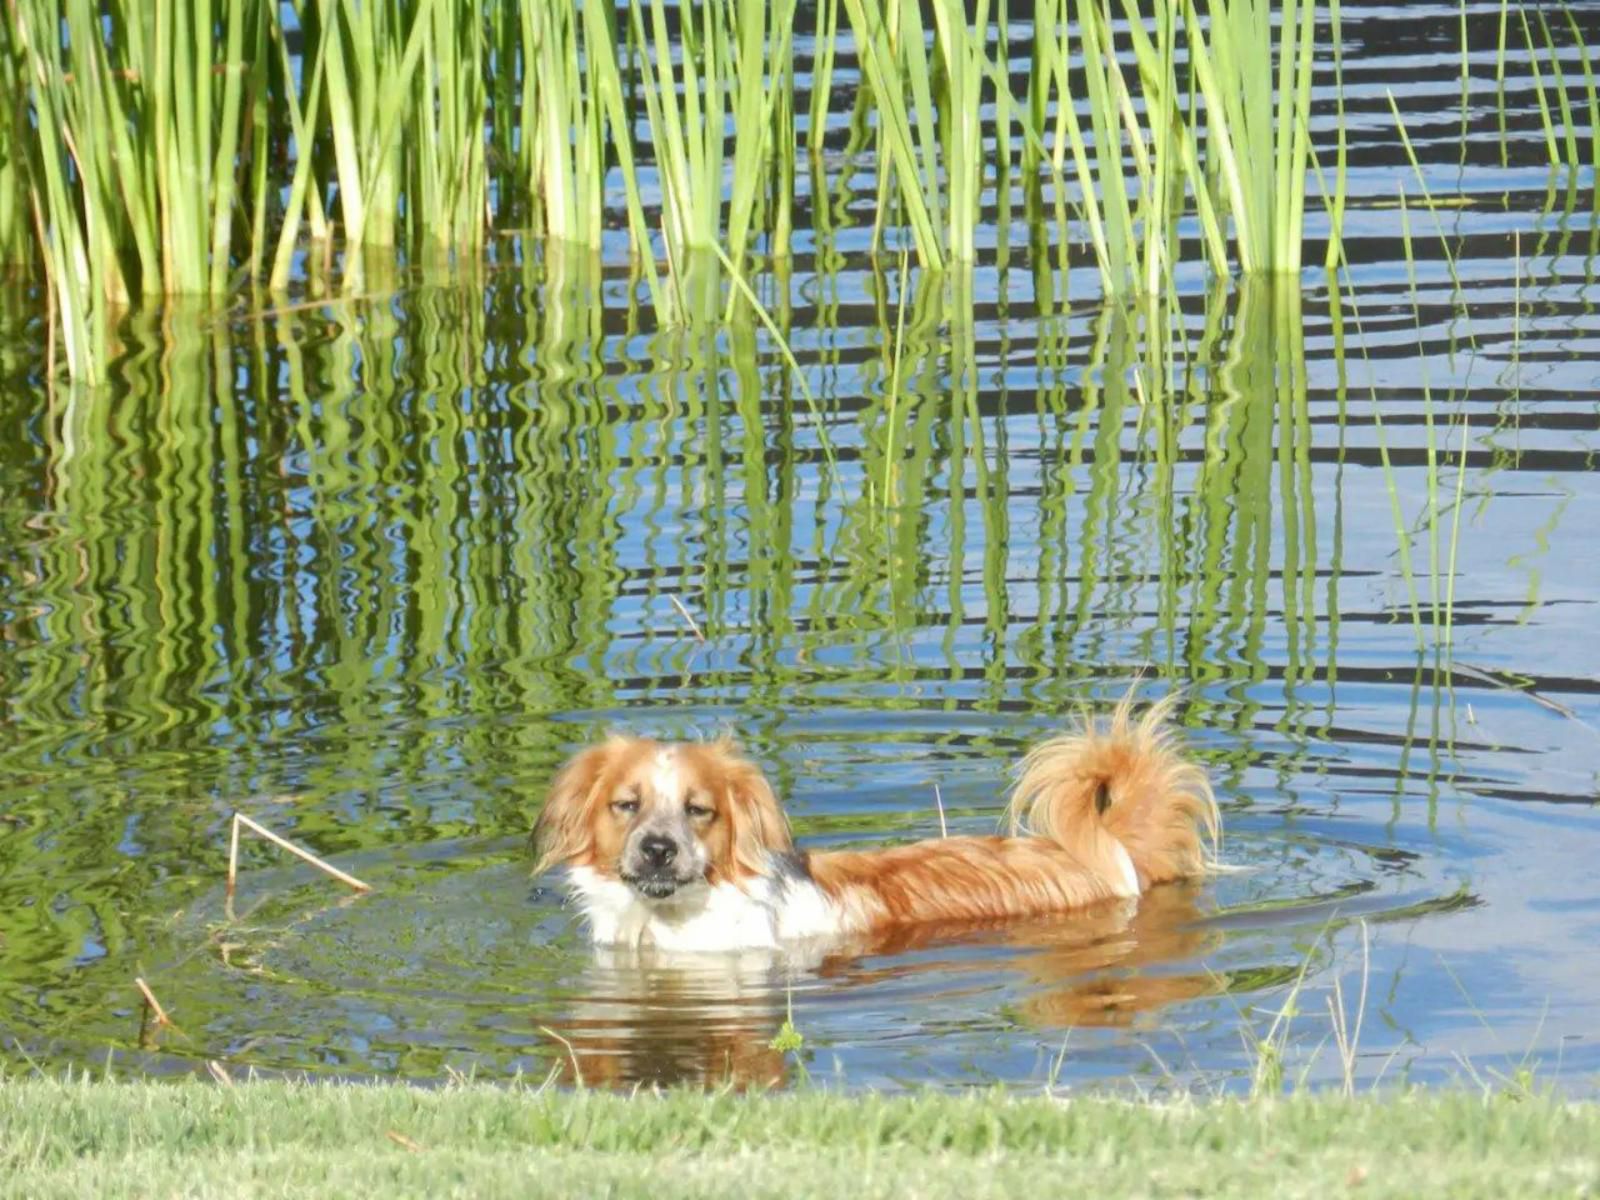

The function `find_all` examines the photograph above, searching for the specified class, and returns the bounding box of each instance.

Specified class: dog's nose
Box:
[639,834,677,869]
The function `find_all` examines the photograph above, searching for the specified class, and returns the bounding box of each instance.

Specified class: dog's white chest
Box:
[563,866,842,952]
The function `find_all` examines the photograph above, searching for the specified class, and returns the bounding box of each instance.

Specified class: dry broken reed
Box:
[133,977,172,1026]
[226,812,372,899]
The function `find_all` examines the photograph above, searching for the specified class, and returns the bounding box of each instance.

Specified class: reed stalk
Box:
[838,0,945,266]
[227,811,373,897]
[12,0,1578,383]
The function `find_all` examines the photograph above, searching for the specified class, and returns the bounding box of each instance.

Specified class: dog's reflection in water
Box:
[541,882,1216,1089]
[548,948,790,1090]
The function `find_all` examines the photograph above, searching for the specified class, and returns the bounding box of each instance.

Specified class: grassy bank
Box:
[1,1078,1596,1198]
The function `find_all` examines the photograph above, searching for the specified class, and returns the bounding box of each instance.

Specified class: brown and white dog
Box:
[531,698,1218,953]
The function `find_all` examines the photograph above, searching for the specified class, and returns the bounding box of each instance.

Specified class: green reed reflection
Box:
[8,289,1312,747]
[3,278,1351,798]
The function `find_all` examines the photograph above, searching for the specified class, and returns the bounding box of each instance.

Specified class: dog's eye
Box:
[685,802,714,820]
[611,799,640,816]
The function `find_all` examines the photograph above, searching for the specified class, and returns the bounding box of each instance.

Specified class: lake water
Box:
[0,1,1597,1093]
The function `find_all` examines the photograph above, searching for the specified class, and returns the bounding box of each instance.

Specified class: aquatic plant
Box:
[0,0,1354,377]
[3,0,1596,380]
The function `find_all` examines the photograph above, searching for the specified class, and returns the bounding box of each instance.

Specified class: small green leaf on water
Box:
[769,1018,804,1055]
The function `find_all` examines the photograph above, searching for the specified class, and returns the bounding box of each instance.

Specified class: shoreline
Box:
[2,1076,1596,1198]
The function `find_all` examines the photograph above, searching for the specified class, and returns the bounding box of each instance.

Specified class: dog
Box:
[535,882,1218,1089]
[531,697,1218,954]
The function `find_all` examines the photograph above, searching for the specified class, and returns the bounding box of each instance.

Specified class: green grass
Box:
[1,1078,1597,1198]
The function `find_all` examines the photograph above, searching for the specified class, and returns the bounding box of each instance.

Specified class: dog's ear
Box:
[531,742,618,874]
[715,742,792,876]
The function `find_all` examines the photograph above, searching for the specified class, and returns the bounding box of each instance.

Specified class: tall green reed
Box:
[1183,0,1321,275]
[8,0,1555,386]
[1018,0,1335,293]
[4,0,272,377]
[838,0,945,266]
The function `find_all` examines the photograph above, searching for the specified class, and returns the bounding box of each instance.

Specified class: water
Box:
[0,1,1597,1093]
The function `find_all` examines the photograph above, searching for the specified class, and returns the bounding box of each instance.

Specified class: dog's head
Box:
[532,737,791,899]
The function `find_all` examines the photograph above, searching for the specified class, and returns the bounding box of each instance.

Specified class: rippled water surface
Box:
[0,1,1597,1093]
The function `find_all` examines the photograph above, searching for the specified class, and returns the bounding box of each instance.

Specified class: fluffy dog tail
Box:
[1006,694,1218,894]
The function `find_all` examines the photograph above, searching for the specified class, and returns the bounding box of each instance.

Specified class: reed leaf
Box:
[838,0,945,266]
[0,0,1404,379]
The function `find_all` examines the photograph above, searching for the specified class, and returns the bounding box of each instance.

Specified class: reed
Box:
[838,0,945,266]
[132,977,173,1028]
[1006,0,1339,290]
[226,812,373,901]
[6,0,1589,382]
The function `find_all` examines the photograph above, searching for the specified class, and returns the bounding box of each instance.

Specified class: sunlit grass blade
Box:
[838,0,944,266]
[1398,189,1441,634]
[1181,0,1261,272]
[1558,4,1599,182]
[808,0,840,164]
[1516,5,1562,168]
[1306,131,1424,650]
[1531,7,1583,176]
[269,9,330,290]
[1386,93,1476,348]
[1113,0,1230,280]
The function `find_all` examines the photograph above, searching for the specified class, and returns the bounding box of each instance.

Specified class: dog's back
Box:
[799,695,1218,933]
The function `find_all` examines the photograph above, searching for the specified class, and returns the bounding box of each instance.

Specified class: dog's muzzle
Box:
[623,833,690,899]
